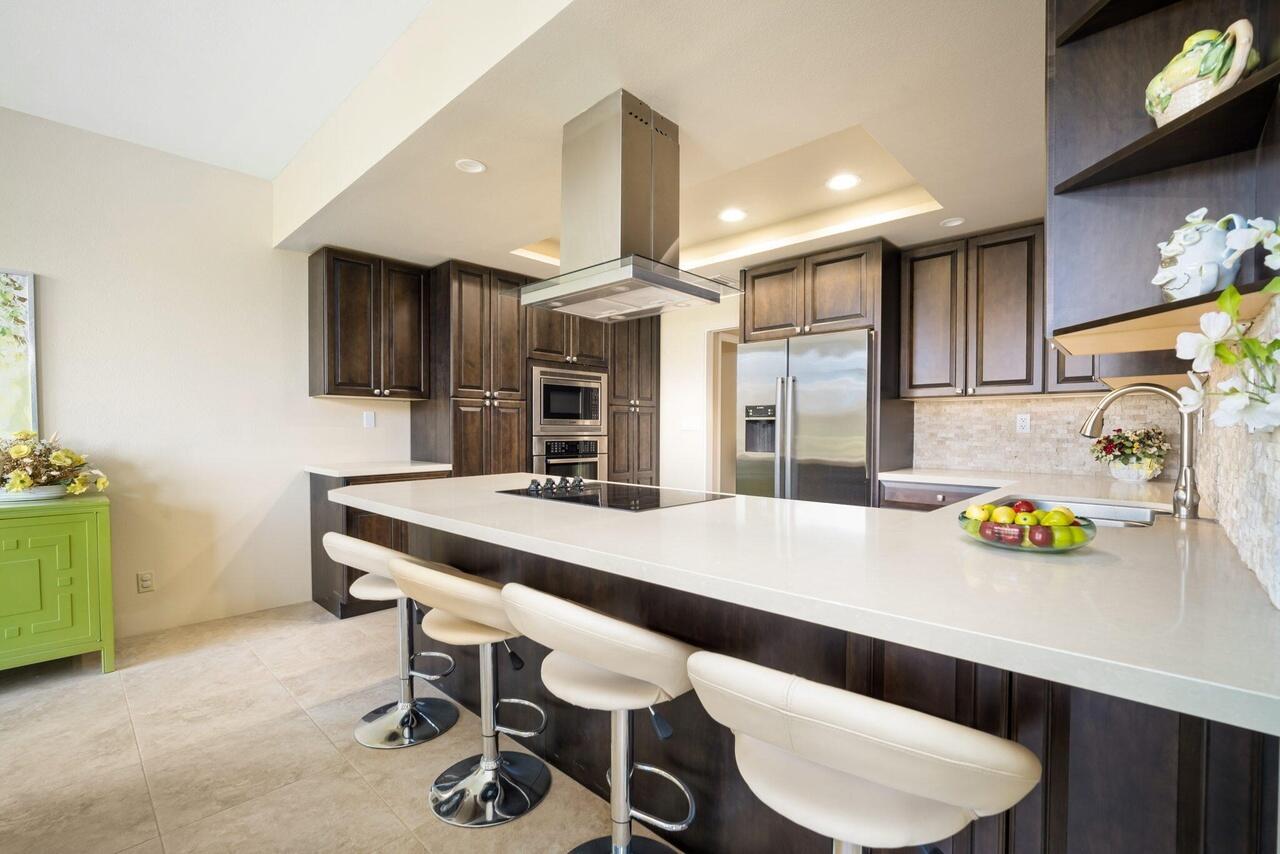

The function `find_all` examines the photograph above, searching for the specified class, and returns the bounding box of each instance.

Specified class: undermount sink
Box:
[989,496,1163,528]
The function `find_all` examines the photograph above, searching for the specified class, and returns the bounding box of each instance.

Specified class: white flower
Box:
[1186,207,1209,224]
[1225,218,1279,267]
[1175,311,1240,372]
[1177,372,1205,413]
[1211,377,1252,427]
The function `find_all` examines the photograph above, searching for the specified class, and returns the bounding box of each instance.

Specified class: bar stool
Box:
[500,583,698,854]
[388,558,551,828]
[321,533,459,748]
[686,651,1042,853]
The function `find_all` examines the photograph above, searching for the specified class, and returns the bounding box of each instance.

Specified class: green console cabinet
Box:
[0,496,114,673]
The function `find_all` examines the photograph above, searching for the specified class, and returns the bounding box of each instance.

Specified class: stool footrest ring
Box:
[629,762,696,832]
[493,697,547,738]
[410,650,455,682]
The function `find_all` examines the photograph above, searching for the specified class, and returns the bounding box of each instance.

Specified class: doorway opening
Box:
[707,328,739,493]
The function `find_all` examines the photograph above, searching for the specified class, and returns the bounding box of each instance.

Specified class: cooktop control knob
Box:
[558,476,571,490]
[571,475,584,490]
[528,479,541,495]
[544,478,557,494]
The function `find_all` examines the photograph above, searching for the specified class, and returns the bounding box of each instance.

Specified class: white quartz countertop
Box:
[879,468,1175,512]
[329,473,1280,736]
[304,461,451,478]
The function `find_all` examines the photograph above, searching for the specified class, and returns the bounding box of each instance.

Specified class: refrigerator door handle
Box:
[785,375,796,500]
[773,377,785,498]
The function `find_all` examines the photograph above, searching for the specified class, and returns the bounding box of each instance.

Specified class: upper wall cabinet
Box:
[901,224,1046,398]
[741,240,879,342]
[434,261,527,401]
[309,247,429,399]
[609,315,660,408]
[526,308,608,368]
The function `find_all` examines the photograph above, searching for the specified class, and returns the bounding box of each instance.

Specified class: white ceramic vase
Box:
[0,484,67,503]
[1109,460,1162,483]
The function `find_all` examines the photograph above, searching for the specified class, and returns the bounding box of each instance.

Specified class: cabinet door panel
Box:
[381,261,429,398]
[451,264,490,398]
[572,318,609,367]
[487,400,528,475]
[633,406,658,483]
[609,320,635,406]
[489,271,526,399]
[1046,340,1105,392]
[967,225,1044,395]
[633,317,660,407]
[804,243,875,333]
[0,516,95,659]
[743,259,803,341]
[527,308,570,362]
[900,242,965,398]
[451,399,487,477]
[606,405,634,482]
[328,252,380,395]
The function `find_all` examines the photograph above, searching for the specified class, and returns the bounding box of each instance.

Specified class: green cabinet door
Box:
[0,498,113,673]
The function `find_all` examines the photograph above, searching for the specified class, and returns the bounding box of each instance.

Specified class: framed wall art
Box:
[0,269,37,434]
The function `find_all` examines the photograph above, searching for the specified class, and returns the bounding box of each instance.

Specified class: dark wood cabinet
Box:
[742,258,804,341]
[309,247,429,399]
[606,402,658,485]
[608,316,660,407]
[489,270,527,399]
[1046,340,1105,392]
[308,469,449,618]
[901,224,1045,398]
[526,308,609,368]
[445,397,529,478]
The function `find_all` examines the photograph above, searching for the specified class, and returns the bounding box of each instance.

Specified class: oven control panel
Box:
[544,439,599,458]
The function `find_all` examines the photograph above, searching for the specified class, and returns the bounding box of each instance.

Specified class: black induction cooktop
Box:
[498,478,730,512]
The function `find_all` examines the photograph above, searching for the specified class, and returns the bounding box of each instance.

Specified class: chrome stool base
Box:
[354,697,459,749]
[569,836,679,854]
[429,751,551,827]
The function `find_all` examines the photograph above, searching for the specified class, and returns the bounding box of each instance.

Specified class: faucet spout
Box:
[1078,383,1198,520]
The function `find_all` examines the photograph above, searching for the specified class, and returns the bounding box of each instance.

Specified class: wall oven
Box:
[532,436,608,479]
[531,365,607,436]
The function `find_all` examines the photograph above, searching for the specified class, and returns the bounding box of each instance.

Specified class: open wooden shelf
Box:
[1055,0,1181,47]
[1053,62,1280,194]
[1100,374,1187,391]
[1053,279,1276,356]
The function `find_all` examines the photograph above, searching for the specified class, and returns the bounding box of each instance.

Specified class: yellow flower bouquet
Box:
[0,431,109,501]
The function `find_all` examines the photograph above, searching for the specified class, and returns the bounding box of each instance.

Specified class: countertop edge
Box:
[305,461,452,478]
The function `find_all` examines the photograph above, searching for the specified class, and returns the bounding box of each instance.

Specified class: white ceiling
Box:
[0,0,432,178]
[281,0,1046,276]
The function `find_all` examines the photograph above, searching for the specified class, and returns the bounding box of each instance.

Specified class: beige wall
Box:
[0,109,412,637]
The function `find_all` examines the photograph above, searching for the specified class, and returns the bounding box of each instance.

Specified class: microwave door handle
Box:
[774,377,784,499]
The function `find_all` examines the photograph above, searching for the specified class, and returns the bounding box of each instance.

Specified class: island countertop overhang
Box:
[328,473,1280,736]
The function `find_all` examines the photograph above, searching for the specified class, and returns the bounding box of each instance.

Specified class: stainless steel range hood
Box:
[521,90,738,321]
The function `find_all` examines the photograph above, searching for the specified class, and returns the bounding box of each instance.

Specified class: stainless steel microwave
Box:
[531,365,607,436]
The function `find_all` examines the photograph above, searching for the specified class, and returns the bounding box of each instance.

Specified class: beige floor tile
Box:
[143,711,347,833]
[118,839,165,854]
[121,644,279,707]
[0,760,158,854]
[371,831,429,853]
[162,764,408,854]
[250,619,387,682]
[0,652,111,710]
[278,644,401,709]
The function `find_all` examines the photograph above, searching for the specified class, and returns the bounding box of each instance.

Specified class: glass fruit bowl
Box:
[957,511,1096,553]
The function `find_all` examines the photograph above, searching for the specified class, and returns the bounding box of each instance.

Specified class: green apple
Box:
[1014,511,1038,526]
[1048,505,1076,523]
[1041,510,1071,527]
[963,518,982,537]
[1051,526,1074,549]
[1070,525,1089,544]
[964,504,990,522]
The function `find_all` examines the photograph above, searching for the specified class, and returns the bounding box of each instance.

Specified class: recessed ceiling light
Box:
[940,217,966,228]
[825,173,861,191]
[718,207,746,223]
[454,158,487,174]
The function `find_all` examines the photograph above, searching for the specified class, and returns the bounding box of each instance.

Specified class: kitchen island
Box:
[330,474,1279,854]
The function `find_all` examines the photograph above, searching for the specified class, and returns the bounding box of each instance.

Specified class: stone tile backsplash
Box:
[913,393,1182,481]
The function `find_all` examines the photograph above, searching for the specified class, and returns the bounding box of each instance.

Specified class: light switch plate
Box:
[362,411,376,429]
[1016,413,1031,434]
[136,572,155,593]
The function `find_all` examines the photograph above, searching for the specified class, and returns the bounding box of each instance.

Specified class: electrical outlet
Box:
[362,410,376,429]
[1016,413,1031,434]
[136,572,155,593]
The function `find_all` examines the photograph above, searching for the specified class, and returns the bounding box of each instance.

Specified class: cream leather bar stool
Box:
[501,583,698,854]
[687,651,1042,854]
[388,558,551,828]
[321,533,459,748]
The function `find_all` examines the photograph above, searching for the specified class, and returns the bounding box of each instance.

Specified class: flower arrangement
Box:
[1,431,109,496]
[1091,427,1171,483]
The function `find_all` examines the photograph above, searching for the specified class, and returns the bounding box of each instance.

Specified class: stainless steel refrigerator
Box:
[736,329,884,505]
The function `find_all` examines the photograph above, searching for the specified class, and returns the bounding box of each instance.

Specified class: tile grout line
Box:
[117,670,167,854]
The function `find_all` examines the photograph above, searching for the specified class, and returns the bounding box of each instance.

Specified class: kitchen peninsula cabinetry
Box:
[308,247,430,399]
[607,316,660,484]
[741,240,879,342]
[410,261,531,477]
[901,224,1046,398]
[526,308,609,368]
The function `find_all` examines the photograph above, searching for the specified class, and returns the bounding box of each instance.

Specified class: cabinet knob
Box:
[968,387,975,394]
[373,389,382,396]
[954,388,963,395]
[936,494,946,502]
[484,400,491,407]
[484,390,491,398]
[794,326,801,333]
[804,325,811,332]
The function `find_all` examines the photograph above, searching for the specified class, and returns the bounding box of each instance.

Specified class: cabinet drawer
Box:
[879,481,989,510]
[0,514,99,660]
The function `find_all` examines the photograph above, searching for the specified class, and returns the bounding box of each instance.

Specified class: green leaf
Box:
[1215,342,1239,364]
[1217,284,1242,319]
[1241,337,1267,362]
[1261,277,1280,295]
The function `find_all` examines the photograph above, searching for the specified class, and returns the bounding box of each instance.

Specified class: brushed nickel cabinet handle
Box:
[373,389,382,396]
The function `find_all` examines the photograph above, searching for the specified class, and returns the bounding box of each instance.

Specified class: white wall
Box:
[659,296,740,490]
[0,109,412,637]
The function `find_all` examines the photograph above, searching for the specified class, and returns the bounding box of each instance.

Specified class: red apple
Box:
[979,521,998,541]
[1070,519,1082,526]
[1012,499,1037,514]
[997,524,1023,545]
[1028,525,1054,548]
